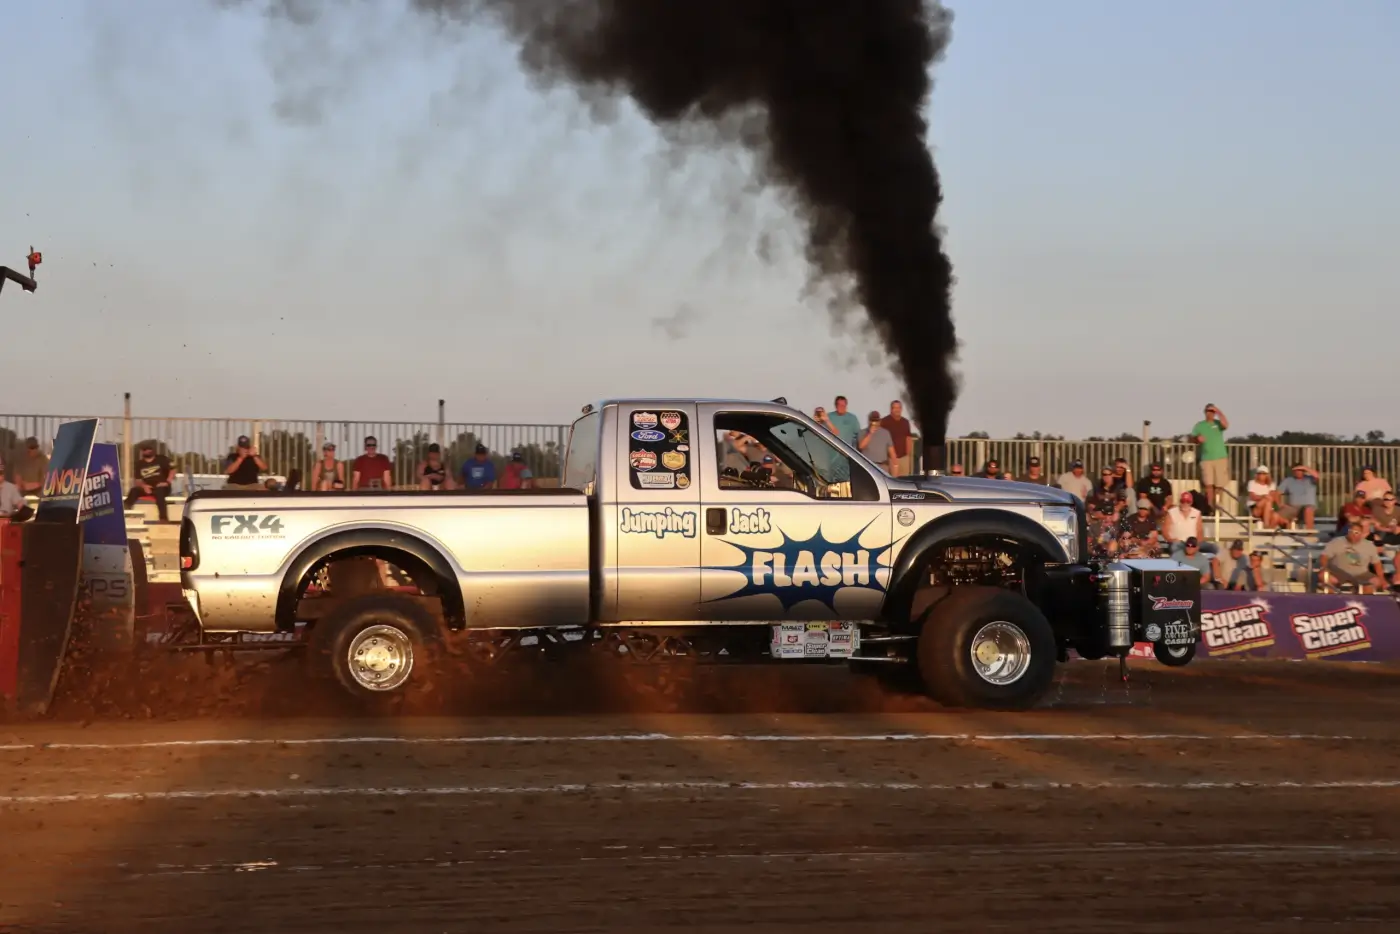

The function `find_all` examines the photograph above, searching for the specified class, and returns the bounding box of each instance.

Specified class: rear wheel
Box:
[310,594,440,702]
[917,586,1057,710]
[1153,641,1197,667]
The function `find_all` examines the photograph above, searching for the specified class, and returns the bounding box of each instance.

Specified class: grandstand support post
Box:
[121,392,133,494]
[314,422,325,456]
[436,399,445,448]
[1141,420,1150,470]
[251,421,261,459]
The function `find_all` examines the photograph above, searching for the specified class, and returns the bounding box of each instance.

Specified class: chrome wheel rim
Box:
[347,624,414,692]
[1166,645,1190,659]
[969,621,1032,686]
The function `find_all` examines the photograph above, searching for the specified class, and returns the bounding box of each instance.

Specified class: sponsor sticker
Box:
[771,622,807,659]
[632,411,659,430]
[897,507,915,527]
[660,411,683,431]
[630,450,658,471]
[676,444,689,453]
[631,429,666,443]
[1149,595,1195,611]
[636,471,677,489]
[1291,605,1371,659]
[675,474,691,489]
[661,450,687,471]
[1201,604,1274,654]
[891,491,926,501]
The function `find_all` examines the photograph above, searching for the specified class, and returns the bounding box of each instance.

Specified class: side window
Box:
[562,412,600,496]
[713,413,877,501]
[628,409,693,491]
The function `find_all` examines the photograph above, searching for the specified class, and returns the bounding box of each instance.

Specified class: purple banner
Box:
[1131,592,1400,662]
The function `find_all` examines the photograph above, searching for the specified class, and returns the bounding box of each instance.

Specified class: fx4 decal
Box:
[210,514,285,538]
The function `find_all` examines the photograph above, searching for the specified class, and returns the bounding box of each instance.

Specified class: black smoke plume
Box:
[251,0,961,440]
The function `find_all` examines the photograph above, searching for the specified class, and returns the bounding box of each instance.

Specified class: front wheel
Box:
[1153,641,1197,667]
[917,586,1058,710]
[310,594,441,702]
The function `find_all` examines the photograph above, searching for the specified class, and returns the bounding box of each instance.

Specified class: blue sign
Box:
[707,517,891,612]
[81,443,128,547]
[34,418,99,524]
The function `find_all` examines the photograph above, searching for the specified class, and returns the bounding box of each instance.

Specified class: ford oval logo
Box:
[631,429,666,442]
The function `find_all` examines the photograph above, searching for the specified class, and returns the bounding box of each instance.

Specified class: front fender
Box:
[882,508,1069,623]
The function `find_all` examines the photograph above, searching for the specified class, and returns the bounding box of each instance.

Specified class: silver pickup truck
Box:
[179,398,1201,709]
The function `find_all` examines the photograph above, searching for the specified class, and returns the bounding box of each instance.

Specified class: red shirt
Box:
[352,453,393,489]
[879,415,913,458]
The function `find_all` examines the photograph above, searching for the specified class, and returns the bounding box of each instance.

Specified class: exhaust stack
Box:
[923,439,947,477]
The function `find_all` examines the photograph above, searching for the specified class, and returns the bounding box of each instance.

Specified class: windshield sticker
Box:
[630,409,692,492]
[631,429,666,442]
[633,412,658,430]
[661,451,686,471]
[630,450,657,471]
[660,411,683,431]
[636,471,676,489]
[619,506,696,538]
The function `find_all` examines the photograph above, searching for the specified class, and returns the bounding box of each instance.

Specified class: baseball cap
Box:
[427,443,440,454]
[1149,461,1163,470]
[1136,497,1152,510]
[1255,465,1269,474]
[24,437,38,449]
[1184,536,1199,547]
[1027,456,1041,467]
[475,443,488,455]
[1230,539,1244,550]
[237,435,250,446]
[364,436,378,446]
[867,410,881,421]
[511,451,523,461]
[1070,459,1083,468]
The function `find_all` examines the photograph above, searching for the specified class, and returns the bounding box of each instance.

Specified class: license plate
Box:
[1163,621,1194,646]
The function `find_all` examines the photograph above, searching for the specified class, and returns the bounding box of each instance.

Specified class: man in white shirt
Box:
[1163,490,1204,545]
[1056,460,1093,502]
[0,464,33,521]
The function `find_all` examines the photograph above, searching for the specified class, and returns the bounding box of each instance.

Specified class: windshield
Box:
[713,411,876,501]
[561,411,600,495]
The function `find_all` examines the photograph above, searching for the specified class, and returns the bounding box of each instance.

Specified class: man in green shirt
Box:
[1190,403,1230,512]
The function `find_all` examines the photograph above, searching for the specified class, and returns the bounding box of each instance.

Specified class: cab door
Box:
[698,405,891,622]
[612,403,703,621]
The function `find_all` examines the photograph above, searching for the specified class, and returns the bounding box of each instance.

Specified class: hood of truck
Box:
[890,476,1078,505]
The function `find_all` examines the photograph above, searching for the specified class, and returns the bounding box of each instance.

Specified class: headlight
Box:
[1041,506,1078,563]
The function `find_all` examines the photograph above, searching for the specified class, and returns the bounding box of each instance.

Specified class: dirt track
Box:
[4,659,1400,932]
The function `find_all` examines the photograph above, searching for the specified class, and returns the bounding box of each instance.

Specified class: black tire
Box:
[309,593,441,702]
[1153,641,1197,667]
[917,586,1058,710]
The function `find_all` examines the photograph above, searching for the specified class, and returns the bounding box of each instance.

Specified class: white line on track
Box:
[4,777,1399,806]
[0,732,1363,752]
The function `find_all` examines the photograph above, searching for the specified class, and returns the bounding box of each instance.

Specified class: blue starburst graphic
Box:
[705,518,893,613]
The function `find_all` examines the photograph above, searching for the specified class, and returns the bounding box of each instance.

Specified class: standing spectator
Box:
[13,437,47,497]
[1276,463,1319,530]
[1369,492,1400,544]
[352,436,393,490]
[1134,462,1173,511]
[858,411,897,474]
[1162,490,1204,545]
[500,451,535,490]
[1247,466,1281,529]
[223,435,267,490]
[1020,457,1049,485]
[311,442,346,491]
[1190,404,1230,511]
[1056,460,1093,502]
[1175,537,1221,589]
[462,443,496,490]
[818,395,862,448]
[879,401,914,477]
[1319,521,1388,593]
[0,465,32,521]
[418,443,452,490]
[124,444,174,521]
[1356,466,1392,507]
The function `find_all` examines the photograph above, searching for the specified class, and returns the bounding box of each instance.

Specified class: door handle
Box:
[706,507,726,535]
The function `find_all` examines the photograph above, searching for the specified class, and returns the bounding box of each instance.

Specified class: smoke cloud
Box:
[241,0,961,439]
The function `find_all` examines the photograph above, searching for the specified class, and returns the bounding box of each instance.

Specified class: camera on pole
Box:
[0,247,42,296]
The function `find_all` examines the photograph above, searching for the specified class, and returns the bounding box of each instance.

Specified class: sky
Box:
[1,0,1396,438]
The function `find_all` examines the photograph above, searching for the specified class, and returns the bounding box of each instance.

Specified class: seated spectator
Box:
[1369,492,1400,545]
[1120,497,1160,552]
[1085,502,1118,558]
[1109,458,1133,497]
[948,463,965,476]
[223,435,267,490]
[1319,520,1388,594]
[1338,490,1372,536]
[1088,467,1120,517]
[1276,463,1319,530]
[352,436,393,490]
[1247,465,1281,529]
[418,443,453,490]
[1056,460,1092,502]
[124,444,174,522]
[1356,466,1392,507]
[1134,462,1173,511]
[0,465,33,522]
[979,459,1003,480]
[312,442,346,491]
[1174,536,1221,589]
[1224,540,1251,590]
[1162,490,1204,545]
[13,437,47,498]
[1019,456,1049,485]
[500,451,535,490]
[462,444,496,490]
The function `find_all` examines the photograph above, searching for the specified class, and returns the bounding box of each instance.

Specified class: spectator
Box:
[1088,467,1120,517]
[1162,489,1204,545]
[1356,466,1392,507]
[500,451,535,490]
[1247,465,1281,529]
[948,463,965,476]
[1134,461,1173,511]
[1175,536,1221,589]
[223,435,267,490]
[1190,403,1230,511]
[879,401,914,477]
[1020,457,1049,485]
[1276,463,1319,530]
[812,401,854,483]
[819,396,862,449]
[13,437,47,497]
[0,464,32,521]
[1369,492,1400,544]
[462,443,496,490]
[1224,540,1252,590]
[124,444,174,521]
[979,459,1004,480]
[1056,460,1093,502]
[418,443,452,490]
[1085,501,1117,558]
[858,410,897,474]
[352,436,393,490]
[1319,521,1388,594]
[311,442,346,491]
[1109,457,1134,497]
[1338,490,1371,535]
[1121,496,1161,546]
